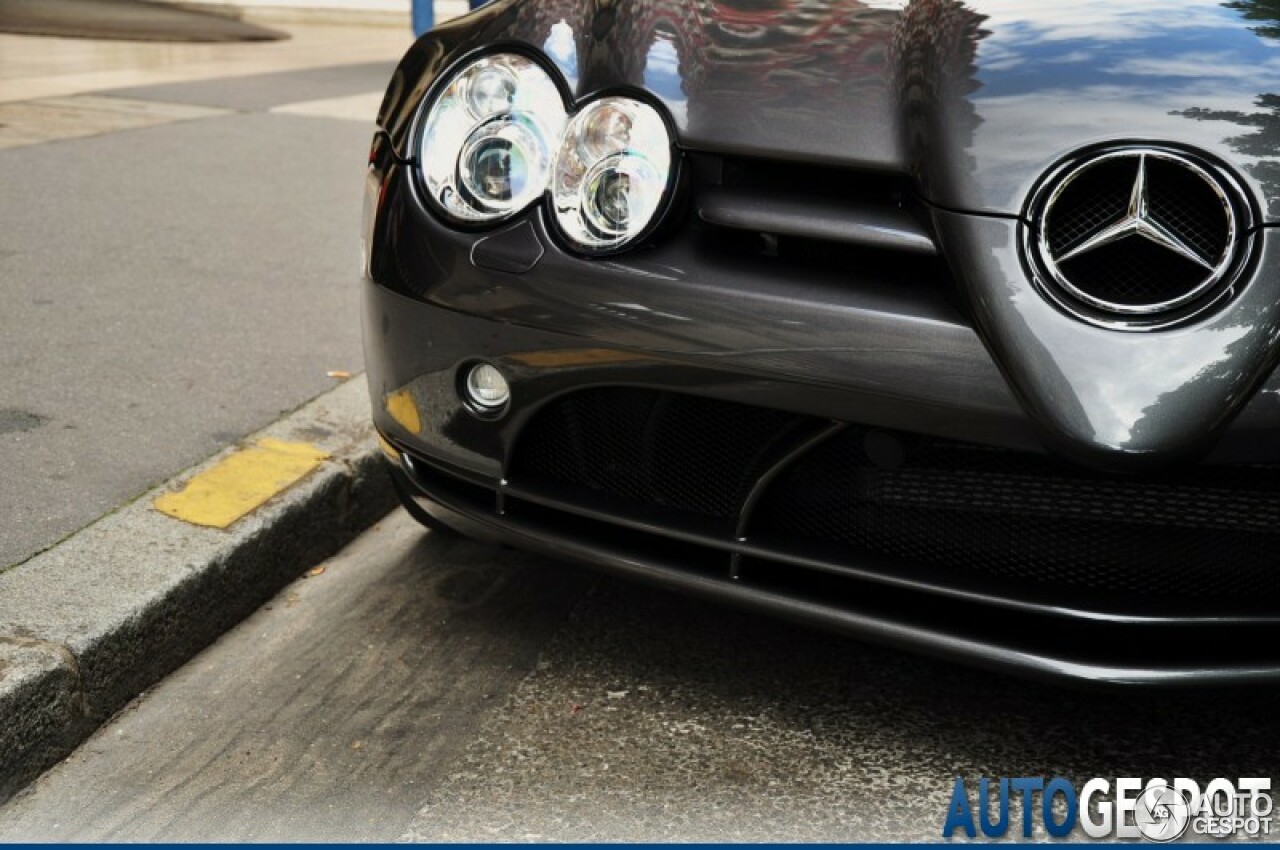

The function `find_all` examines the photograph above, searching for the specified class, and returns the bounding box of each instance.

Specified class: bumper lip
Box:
[385,437,1280,688]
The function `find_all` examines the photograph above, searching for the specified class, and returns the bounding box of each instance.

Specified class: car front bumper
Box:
[363,157,1280,687]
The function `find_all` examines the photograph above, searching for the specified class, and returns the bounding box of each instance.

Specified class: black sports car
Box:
[362,0,1280,685]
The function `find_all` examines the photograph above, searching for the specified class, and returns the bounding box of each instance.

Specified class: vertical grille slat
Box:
[510,388,815,528]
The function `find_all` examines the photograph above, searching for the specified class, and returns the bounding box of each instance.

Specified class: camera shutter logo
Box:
[1135,782,1192,842]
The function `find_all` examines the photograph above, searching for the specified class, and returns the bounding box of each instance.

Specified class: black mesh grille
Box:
[1046,158,1132,257]
[511,388,810,523]
[753,429,1280,599]
[1042,153,1234,313]
[1145,157,1231,261]
[1057,238,1212,307]
[512,389,1280,602]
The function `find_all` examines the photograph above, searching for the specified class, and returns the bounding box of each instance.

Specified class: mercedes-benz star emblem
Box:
[1057,154,1214,271]
[1026,145,1252,326]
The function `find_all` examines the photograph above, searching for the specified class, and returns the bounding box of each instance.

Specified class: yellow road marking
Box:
[154,438,330,529]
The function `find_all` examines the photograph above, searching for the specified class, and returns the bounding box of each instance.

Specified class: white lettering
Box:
[1116,777,1142,839]
[1080,779,1112,838]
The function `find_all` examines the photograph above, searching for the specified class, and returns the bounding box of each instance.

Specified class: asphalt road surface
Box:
[0,61,394,569]
[1,510,1277,841]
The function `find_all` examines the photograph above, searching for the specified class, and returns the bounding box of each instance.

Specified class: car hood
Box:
[388,0,1280,221]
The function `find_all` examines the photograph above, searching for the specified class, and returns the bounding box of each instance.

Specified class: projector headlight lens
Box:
[552,98,673,253]
[458,120,537,209]
[419,54,567,223]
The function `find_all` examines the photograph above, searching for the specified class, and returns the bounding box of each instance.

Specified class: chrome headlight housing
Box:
[418,53,568,224]
[551,97,674,254]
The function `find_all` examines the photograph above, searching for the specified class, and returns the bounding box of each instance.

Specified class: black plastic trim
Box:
[383,437,1280,688]
[388,451,1280,688]
[698,187,938,256]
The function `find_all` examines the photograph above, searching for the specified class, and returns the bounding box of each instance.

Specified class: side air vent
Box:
[688,154,943,275]
[697,186,937,256]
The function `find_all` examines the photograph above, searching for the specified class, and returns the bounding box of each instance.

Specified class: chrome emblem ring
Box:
[1024,145,1254,327]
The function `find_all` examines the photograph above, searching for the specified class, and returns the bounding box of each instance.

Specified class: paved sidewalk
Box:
[0,21,421,568]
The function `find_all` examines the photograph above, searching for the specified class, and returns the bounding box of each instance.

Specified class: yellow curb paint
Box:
[154,438,330,529]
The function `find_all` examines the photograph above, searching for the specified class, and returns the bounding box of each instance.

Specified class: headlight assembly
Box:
[551,98,674,253]
[417,53,676,253]
[418,53,568,224]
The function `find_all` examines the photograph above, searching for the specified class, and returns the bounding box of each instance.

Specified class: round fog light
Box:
[464,363,510,411]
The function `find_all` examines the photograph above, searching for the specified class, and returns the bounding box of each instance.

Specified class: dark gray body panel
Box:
[364,155,1280,470]
[363,0,1280,683]
[374,0,1280,467]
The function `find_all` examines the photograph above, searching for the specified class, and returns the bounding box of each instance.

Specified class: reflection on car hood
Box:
[412,0,1280,220]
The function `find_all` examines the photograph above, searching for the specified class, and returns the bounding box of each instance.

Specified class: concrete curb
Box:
[0,378,396,802]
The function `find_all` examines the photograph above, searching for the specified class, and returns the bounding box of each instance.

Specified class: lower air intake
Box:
[511,388,1280,599]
